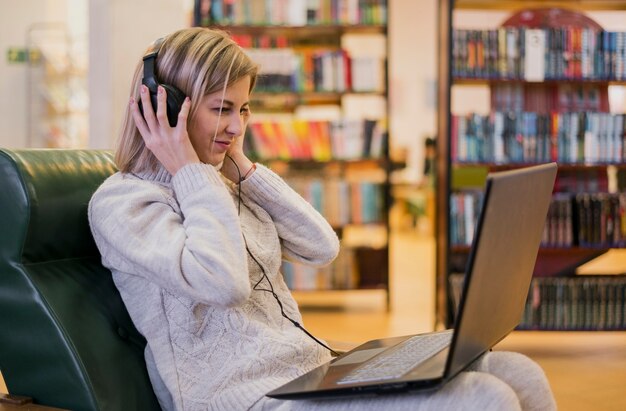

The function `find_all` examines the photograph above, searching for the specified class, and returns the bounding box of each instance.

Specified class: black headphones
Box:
[139,37,186,127]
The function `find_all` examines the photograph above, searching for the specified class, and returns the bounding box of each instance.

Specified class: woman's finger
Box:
[130,97,152,143]
[176,97,191,129]
[155,85,169,126]
[139,84,159,132]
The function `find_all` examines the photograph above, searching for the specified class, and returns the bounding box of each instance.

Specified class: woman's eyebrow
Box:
[208,98,233,106]
[208,98,250,107]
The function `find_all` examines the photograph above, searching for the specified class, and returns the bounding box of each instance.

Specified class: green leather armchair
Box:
[0,149,161,411]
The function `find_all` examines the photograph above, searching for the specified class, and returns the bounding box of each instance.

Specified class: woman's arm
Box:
[88,163,251,306]
[240,164,340,267]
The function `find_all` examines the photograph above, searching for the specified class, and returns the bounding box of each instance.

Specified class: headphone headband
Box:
[138,36,185,127]
[142,37,165,92]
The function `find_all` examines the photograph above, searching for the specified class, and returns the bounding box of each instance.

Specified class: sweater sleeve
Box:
[239,163,340,267]
[88,163,251,307]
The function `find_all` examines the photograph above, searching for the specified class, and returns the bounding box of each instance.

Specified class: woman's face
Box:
[188,76,251,166]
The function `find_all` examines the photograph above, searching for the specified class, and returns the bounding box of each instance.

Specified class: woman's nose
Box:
[225,113,244,136]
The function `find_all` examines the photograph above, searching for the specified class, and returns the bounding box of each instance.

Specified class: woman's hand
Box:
[131,85,200,175]
[221,135,254,184]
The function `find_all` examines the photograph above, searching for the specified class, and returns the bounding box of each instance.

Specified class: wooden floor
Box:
[296,231,626,411]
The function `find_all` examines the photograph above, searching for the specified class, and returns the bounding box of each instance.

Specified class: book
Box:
[452,26,626,81]
[524,29,546,82]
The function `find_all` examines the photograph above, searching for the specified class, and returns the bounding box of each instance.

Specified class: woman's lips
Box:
[213,140,232,150]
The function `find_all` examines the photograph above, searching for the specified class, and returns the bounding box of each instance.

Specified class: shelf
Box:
[453,162,626,171]
[251,91,386,109]
[331,223,388,232]
[26,24,88,148]
[264,157,394,167]
[253,90,385,99]
[454,0,626,10]
[453,78,626,86]
[452,245,609,277]
[292,284,387,292]
[438,0,626,328]
[196,0,391,308]
[452,245,613,252]
[450,272,626,331]
[291,287,389,312]
[212,24,386,36]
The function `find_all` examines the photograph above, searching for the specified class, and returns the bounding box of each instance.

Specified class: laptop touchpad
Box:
[331,348,387,366]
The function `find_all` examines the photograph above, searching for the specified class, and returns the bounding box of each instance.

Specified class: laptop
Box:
[267,162,558,399]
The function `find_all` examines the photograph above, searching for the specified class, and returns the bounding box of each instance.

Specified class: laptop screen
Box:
[444,163,557,380]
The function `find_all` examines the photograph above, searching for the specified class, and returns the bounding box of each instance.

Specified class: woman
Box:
[88,27,556,411]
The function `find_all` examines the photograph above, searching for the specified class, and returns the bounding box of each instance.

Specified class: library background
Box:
[2,0,626,409]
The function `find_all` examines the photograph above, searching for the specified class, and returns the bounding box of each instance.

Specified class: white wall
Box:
[88,0,190,148]
[0,0,69,148]
[0,0,187,149]
[389,0,437,183]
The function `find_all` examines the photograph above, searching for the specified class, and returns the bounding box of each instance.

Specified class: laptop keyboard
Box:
[336,330,453,384]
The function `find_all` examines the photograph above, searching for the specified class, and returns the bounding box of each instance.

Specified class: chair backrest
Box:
[0,149,161,411]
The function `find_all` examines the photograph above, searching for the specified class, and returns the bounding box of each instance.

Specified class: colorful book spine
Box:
[285,176,385,227]
[452,191,626,248]
[246,117,386,161]
[449,273,626,331]
[235,44,371,93]
[196,0,388,26]
[452,27,626,81]
[452,112,626,165]
[449,191,484,246]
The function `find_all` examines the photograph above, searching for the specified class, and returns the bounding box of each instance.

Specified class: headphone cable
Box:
[224,154,339,357]
[245,241,340,357]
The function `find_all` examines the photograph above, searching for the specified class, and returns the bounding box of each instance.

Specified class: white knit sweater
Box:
[88,162,340,410]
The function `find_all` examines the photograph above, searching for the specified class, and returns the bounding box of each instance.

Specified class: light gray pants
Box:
[252,351,557,411]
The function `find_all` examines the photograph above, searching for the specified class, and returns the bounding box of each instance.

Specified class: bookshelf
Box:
[193,0,392,306]
[437,1,626,330]
[26,23,88,148]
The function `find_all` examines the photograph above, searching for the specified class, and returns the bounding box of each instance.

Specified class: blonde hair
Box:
[115,27,258,173]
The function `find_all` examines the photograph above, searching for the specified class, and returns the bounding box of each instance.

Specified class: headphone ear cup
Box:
[137,83,186,128]
[162,84,186,127]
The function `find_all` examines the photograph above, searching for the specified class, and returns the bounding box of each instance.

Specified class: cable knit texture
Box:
[88,162,557,411]
[89,163,339,410]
